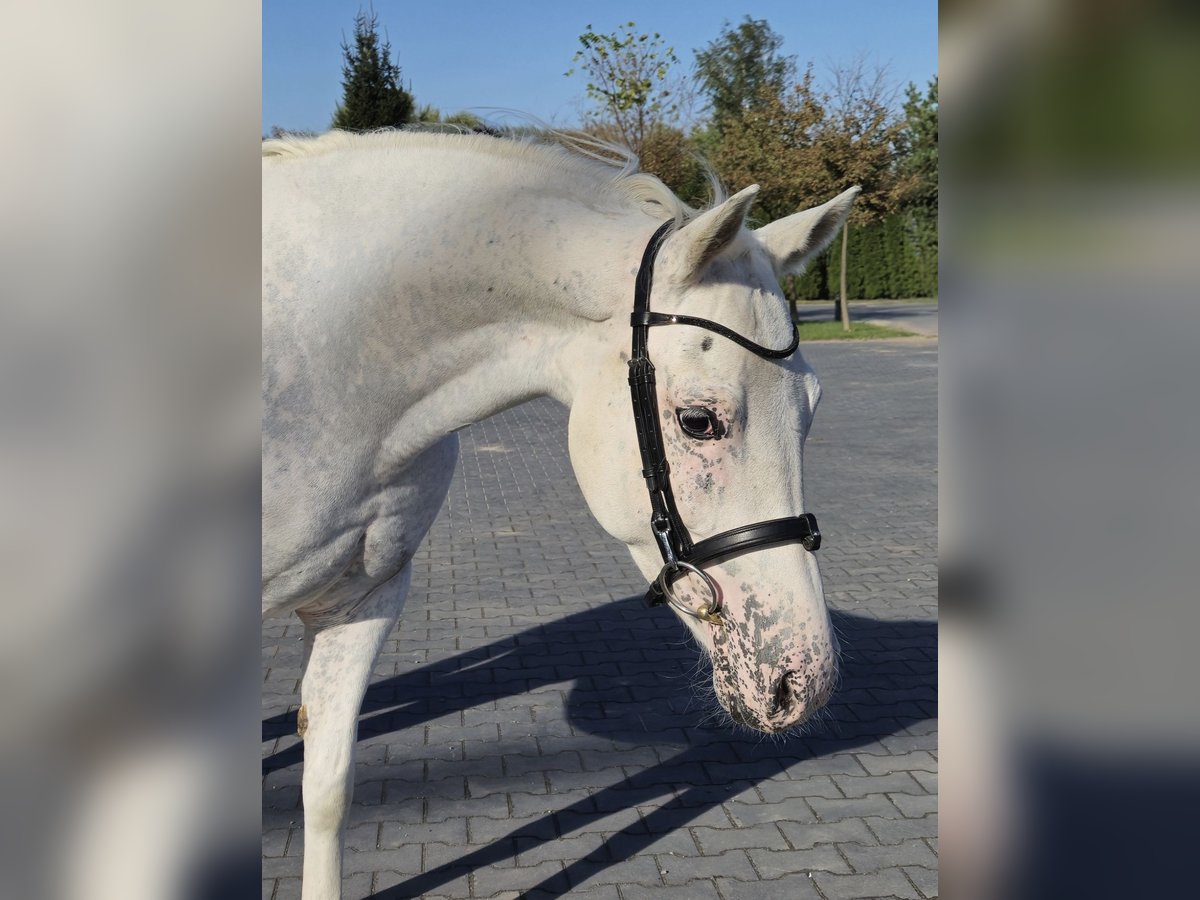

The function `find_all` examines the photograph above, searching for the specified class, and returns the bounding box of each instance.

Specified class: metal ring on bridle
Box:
[656,561,724,625]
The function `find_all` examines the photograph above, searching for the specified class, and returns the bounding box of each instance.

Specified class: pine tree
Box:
[899,77,938,297]
[899,77,938,214]
[332,9,414,131]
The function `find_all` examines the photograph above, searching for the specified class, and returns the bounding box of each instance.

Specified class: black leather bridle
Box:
[628,220,821,624]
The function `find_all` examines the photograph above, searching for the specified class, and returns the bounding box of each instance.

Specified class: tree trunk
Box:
[839,219,851,332]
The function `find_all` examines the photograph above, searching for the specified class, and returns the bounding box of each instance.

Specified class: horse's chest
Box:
[263,436,459,617]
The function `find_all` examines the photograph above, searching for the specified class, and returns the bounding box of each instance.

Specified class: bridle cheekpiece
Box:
[628,220,821,625]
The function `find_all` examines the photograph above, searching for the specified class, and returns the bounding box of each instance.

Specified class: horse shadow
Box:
[263,597,935,898]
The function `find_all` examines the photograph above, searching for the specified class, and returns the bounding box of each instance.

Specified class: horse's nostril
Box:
[785,670,835,712]
[772,675,795,712]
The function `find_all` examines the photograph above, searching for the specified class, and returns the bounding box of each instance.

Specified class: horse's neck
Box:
[288,154,654,464]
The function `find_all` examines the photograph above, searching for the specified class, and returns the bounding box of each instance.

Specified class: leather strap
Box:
[689,514,821,563]
[643,515,821,606]
[630,311,800,359]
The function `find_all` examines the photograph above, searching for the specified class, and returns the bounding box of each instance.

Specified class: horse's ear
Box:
[755,186,861,277]
[667,185,759,283]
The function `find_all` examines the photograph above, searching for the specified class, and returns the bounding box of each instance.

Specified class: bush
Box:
[782,210,937,301]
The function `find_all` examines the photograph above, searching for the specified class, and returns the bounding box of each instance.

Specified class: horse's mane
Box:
[262,128,722,223]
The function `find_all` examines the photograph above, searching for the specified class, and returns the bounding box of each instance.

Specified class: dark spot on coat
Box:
[701,336,713,352]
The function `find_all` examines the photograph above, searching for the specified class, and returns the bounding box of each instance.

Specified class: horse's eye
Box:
[676,407,723,440]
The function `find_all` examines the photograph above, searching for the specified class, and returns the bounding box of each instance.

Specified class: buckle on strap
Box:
[652,516,679,570]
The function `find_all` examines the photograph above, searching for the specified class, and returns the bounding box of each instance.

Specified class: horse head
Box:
[567,184,860,733]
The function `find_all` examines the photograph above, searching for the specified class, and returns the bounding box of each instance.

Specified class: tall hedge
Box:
[783,210,937,301]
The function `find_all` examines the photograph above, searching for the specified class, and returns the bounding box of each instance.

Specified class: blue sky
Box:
[263,1,937,134]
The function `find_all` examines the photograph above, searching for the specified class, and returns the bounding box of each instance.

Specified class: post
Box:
[839,219,851,332]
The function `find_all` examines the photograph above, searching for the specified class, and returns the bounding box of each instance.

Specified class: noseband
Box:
[628,220,821,625]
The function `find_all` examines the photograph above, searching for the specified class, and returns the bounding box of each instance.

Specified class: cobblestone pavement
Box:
[263,338,938,900]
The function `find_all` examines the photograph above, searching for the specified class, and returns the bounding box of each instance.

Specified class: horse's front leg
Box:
[296,566,410,900]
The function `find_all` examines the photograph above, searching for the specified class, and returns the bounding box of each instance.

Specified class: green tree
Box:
[709,69,829,223]
[332,9,414,131]
[694,17,794,136]
[900,76,938,213]
[820,60,910,222]
[708,69,838,317]
[819,59,912,324]
[897,76,938,297]
[566,22,681,154]
[267,126,317,140]
[707,53,915,317]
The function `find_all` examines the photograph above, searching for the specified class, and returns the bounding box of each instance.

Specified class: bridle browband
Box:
[628,219,821,625]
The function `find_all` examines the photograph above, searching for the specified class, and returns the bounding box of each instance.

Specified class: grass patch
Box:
[797,320,916,341]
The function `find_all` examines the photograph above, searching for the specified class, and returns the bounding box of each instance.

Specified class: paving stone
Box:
[471,860,563,895]
[341,872,373,900]
[839,838,937,873]
[468,771,549,798]
[379,817,468,849]
[420,844,480,873]
[621,880,722,899]
[833,771,924,798]
[507,788,589,818]
[692,822,789,854]
[261,856,301,880]
[579,746,659,771]
[503,750,583,776]
[776,754,869,777]
[534,888,620,900]
[344,821,379,852]
[608,826,701,858]
[633,801,724,830]
[374,866,472,899]
[563,855,662,886]
[654,848,756,883]
[808,794,902,822]
[854,751,938,775]
[778,817,876,849]
[904,863,940,898]
[468,813,555,845]
[724,798,817,827]
[515,832,608,866]
[864,813,938,844]
[558,802,645,837]
[813,867,922,899]
[342,845,422,876]
[715,872,824,900]
[262,828,289,858]
[879,732,938,754]
[889,792,938,818]
[426,793,509,822]
[910,769,938,793]
[748,844,853,876]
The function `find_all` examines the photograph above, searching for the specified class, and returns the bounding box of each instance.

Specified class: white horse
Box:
[262,130,858,899]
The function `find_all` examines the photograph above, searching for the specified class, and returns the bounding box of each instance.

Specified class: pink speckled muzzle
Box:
[713,585,837,732]
[665,561,839,733]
